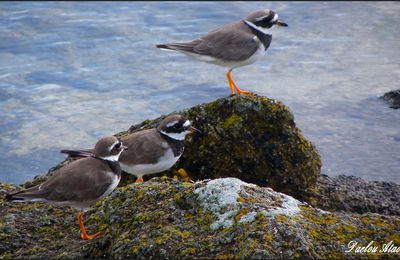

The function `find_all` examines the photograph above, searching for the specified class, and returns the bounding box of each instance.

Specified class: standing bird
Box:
[156,9,288,95]
[61,115,199,183]
[6,136,127,240]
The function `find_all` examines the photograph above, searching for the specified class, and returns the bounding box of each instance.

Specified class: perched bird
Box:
[156,9,287,95]
[6,136,127,240]
[61,114,199,183]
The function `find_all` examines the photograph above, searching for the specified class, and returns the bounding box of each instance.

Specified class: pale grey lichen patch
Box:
[238,211,257,223]
[193,177,256,230]
[261,188,302,217]
[235,187,302,225]
[194,178,303,229]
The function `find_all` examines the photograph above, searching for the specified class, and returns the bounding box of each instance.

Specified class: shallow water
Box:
[0,2,399,184]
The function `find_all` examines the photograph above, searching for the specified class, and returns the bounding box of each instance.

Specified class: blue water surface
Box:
[0,2,399,184]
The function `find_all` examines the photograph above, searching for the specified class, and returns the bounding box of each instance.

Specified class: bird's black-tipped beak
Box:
[275,20,288,27]
[189,126,201,134]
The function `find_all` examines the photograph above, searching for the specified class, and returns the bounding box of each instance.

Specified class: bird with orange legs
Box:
[6,136,127,240]
[156,9,287,95]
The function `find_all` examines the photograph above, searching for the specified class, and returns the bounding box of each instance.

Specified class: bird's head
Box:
[244,9,288,29]
[158,114,200,141]
[94,136,128,162]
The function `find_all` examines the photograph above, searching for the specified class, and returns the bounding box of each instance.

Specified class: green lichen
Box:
[223,114,242,129]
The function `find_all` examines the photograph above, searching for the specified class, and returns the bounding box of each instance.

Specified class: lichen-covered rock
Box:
[123,94,321,199]
[381,89,400,109]
[305,175,400,216]
[0,183,89,259]
[1,178,399,259]
[88,178,399,259]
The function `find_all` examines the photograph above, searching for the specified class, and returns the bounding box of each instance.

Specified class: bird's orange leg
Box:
[225,71,235,94]
[77,212,101,240]
[135,176,144,183]
[227,70,253,95]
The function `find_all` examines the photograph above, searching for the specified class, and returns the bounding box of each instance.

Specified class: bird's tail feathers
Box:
[156,42,196,52]
[60,149,93,158]
[155,44,173,50]
[5,186,46,202]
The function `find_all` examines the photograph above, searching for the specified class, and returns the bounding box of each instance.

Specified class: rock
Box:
[0,183,86,259]
[381,89,400,109]
[122,94,321,199]
[305,174,400,216]
[1,178,399,259]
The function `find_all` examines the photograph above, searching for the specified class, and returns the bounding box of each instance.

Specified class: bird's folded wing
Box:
[11,160,114,203]
[44,164,114,202]
[193,26,260,61]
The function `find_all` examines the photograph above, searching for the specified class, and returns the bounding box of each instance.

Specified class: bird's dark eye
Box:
[171,121,184,130]
[114,142,121,149]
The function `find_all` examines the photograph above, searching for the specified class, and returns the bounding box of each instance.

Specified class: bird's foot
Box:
[226,70,253,95]
[81,231,101,240]
[135,176,144,184]
[78,212,101,240]
[235,89,253,95]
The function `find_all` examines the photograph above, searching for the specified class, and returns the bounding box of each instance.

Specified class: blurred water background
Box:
[0,1,399,184]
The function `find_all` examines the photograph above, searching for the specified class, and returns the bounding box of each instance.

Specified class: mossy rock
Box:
[1,178,399,259]
[124,94,321,199]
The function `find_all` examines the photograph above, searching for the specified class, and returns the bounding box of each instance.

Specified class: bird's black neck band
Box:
[242,20,272,49]
[158,130,185,157]
[92,156,121,175]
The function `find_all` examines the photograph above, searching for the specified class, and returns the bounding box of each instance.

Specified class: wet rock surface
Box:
[1,178,399,259]
[381,89,400,109]
[307,175,400,216]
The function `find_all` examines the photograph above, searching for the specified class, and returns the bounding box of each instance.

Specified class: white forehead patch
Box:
[166,120,179,128]
[108,140,119,151]
[272,13,278,22]
[183,120,191,127]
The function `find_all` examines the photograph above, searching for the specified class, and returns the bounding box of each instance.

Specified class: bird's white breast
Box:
[120,148,181,178]
[98,172,120,200]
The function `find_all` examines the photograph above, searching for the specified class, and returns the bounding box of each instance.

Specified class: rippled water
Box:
[1,2,399,184]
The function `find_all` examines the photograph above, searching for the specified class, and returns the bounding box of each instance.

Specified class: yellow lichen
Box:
[275,215,288,223]
[237,196,246,203]
[235,208,250,222]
